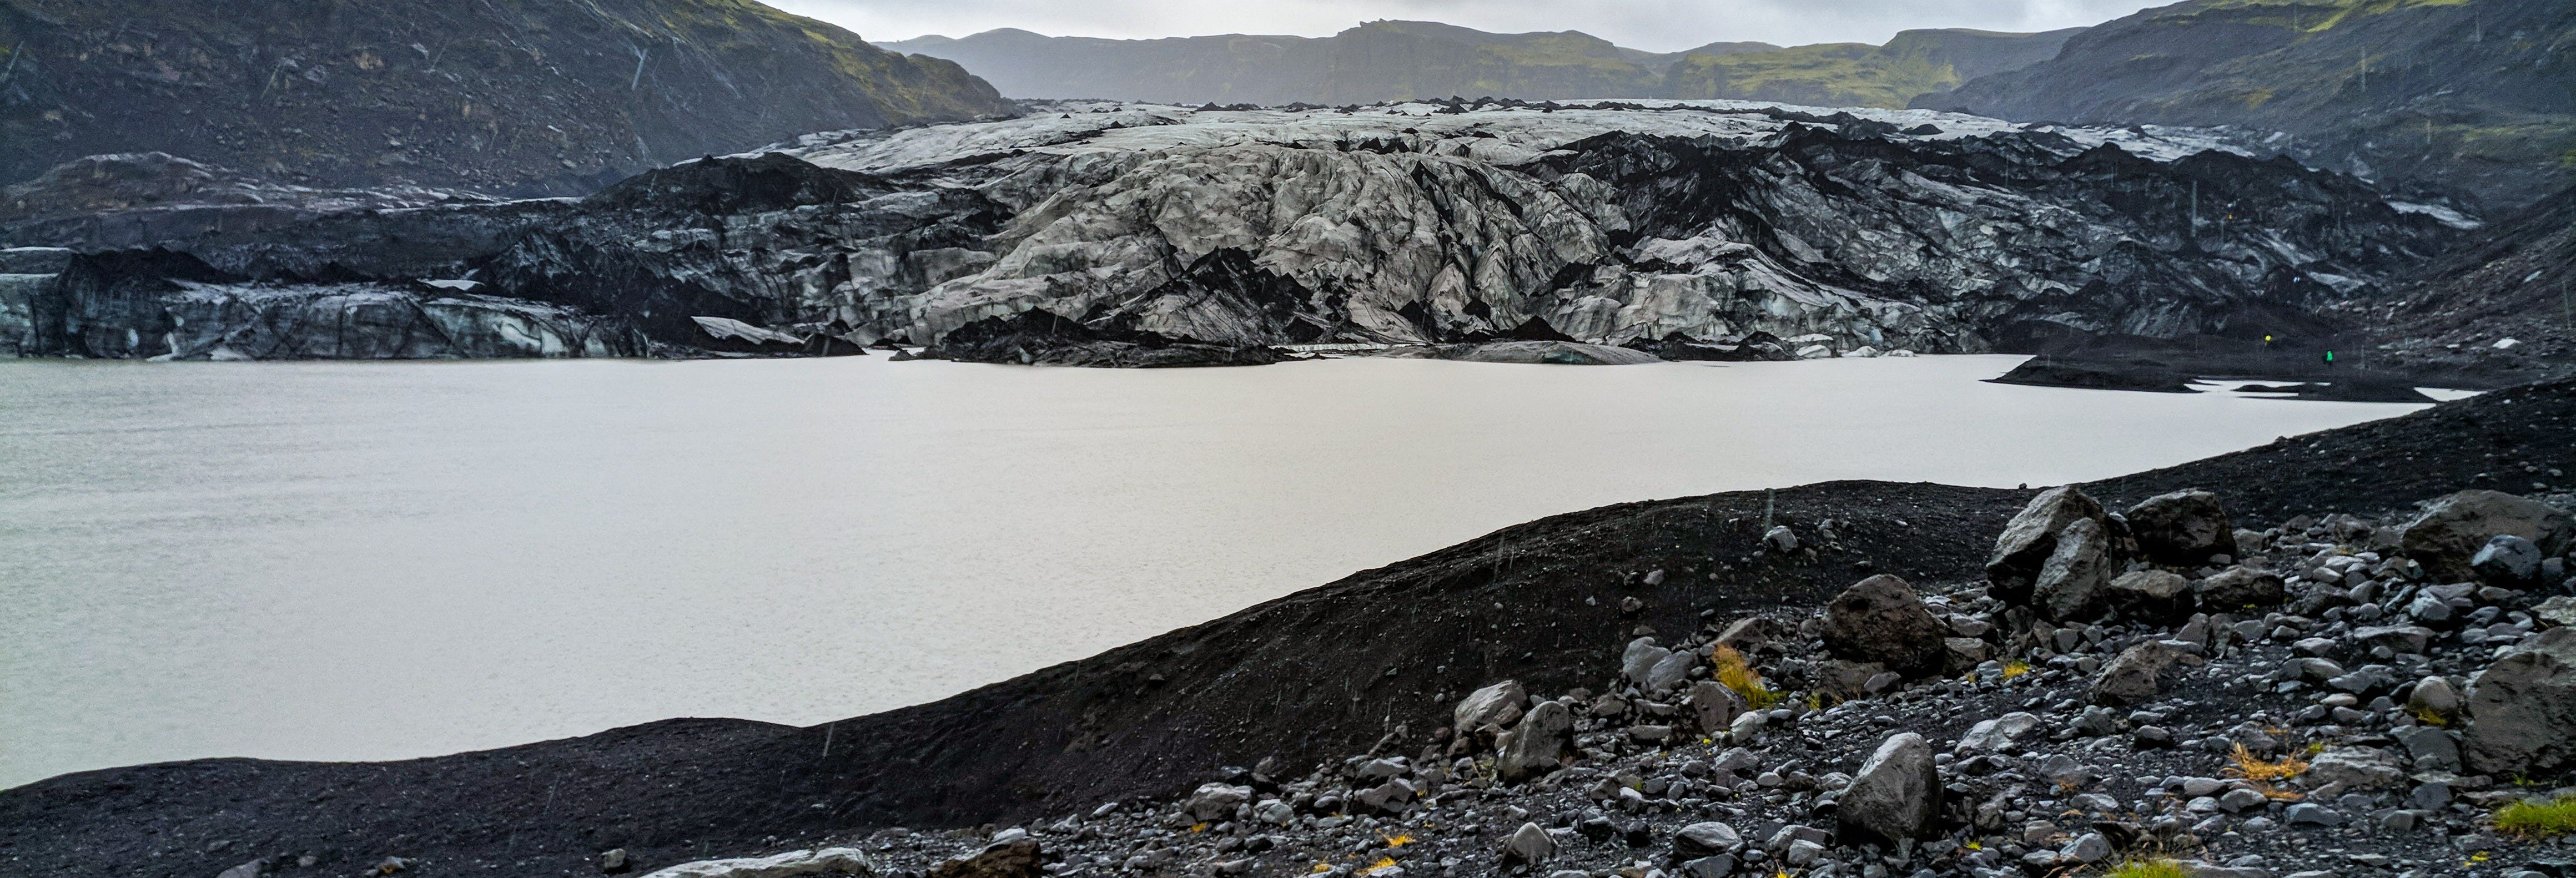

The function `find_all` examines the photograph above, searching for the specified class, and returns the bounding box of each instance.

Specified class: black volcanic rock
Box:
[0,0,1010,195]
[920,309,1287,367]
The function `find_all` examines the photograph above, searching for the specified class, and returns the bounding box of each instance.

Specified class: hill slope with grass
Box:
[1920,0,2576,209]
[0,0,1012,194]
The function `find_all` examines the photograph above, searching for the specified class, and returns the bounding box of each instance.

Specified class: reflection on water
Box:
[0,355,2431,787]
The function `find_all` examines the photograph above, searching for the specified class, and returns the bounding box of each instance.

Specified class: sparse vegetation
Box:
[2224,743,2310,781]
[2101,858,2191,878]
[2495,796,2576,839]
[1710,645,1787,709]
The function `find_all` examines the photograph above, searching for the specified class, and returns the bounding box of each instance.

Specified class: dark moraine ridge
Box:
[4,379,2573,877]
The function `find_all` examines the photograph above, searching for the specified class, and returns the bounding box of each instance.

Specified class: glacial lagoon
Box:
[0,354,2456,787]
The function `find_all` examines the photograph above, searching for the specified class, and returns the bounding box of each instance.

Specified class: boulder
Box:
[2408,676,2462,716]
[2351,625,2434,655]
[1355,779,1418,814]
[643,848,873,878]
[2033,517,2116,622]
[2399,491,2570,581]
[1943,637,1993,674]
[1683,680,1747,733]
[1813,659,1892,701]
[2304,747,2404,789]
[1454,680,1527,733]
[1646,650,1701,694]
[1763,526,1799,553]
[2538,596,2576,629]
[1673,821,1744,856]
[2106,569,2196,622]
[1716,616,1792,654]
[2472,535,2544,587]
[2395,725,2462,773]
[1954,712,2041,753]
[2092,640,2201,705]
[1822,575,1950,677]
[1502,823,1554,864]
[2464,627,2576,774]
[1988,487,2108,604]
[1186,784,1252,821]
[2196,567,2286,609]
[1836,733,1942,844]
[1496,700,1574,783]
[2125,490,2234,567]
[1622,639,1675,687]
[928,842,1042,878]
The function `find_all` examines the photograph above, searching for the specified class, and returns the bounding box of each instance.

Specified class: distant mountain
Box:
[1920,0,2576,210]
[1666,28,2083,109]
[0,0,1012,195]
[883,22,2072,109]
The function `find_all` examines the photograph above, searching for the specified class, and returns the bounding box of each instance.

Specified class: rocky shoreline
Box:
[4,379,2572,878]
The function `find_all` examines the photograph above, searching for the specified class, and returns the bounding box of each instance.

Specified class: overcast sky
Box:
[770,0,2169,53]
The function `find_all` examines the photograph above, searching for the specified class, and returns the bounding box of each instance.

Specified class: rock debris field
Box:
[627,471,2573,877]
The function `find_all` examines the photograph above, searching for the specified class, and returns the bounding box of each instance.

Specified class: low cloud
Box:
[772,0,2165,53]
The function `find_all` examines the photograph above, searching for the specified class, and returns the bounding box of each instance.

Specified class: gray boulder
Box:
[2092,640,2201,705]
[2352,625,2434,654]
[1623,638,1674,688]
[1355,779,1418,814]
[2106,569,2196,623]
[2464,627,2576,774]
[1822,575,1949,677]
[2305,746,2404,789]
[2473,535,2544,587]
[1496,699,1574,782]
[2408,676,2463,716]
[1646,649,1702,694]
[1715,616,1792,654]
[1503,822,1554,864]
[1988,486,2107,604]
[1684,680,1747,733]
[2034,517,2116,622]
[1187,784,1253,821]
[1955,712,2042,753]
[1673,821,1744,856]
[1454,680,1527,733]
[2400,490,2570,581]
[2396,725,2462,773]
[2196,567,2286,609]
[1835,733,1941,844]
[2125,490,2234,567]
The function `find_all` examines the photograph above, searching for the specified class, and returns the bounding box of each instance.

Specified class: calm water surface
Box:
[0,355,2440,787]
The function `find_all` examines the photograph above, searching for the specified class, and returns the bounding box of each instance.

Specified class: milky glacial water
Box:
[0,355,2442,788]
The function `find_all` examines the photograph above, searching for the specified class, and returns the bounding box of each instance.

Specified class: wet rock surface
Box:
[5,379,2574,878]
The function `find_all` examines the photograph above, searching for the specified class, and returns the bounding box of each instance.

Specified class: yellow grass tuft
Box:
[2101,858,2191,878]
[1710,644,1788,709]
[2495,796,2576,839]
[2000,660,2032,679]
[2223,743,2308,781]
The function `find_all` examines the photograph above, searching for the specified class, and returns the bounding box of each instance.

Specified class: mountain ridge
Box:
[0,0,1014,195]
[1920,0,2576,210]
[880,22,2075,109]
